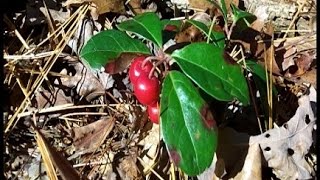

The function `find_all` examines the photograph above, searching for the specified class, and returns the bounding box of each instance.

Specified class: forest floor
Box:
[3,0,317,179]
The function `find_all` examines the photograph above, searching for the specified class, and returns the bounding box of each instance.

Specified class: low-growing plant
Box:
[79,0,272,176]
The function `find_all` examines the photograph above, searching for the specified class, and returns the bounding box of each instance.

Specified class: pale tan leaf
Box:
[249,94,316,179]
[63,0,126,20]
[234,143,262,180]
[58,61,105,102]
[72,117,115,153]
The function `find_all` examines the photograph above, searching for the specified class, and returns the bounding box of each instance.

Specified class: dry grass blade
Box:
[4,4,89,136]
[137,157,165,180]
[35,130,58,180]
[32,119,81,179]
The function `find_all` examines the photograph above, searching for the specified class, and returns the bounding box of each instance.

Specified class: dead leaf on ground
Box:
[249,93,316,179]
[63,0,126,20]
[72,117,115,153]
[57,60,105,102]
[104,53,141,74]
[285,51,314,77]
[117,155,140,180]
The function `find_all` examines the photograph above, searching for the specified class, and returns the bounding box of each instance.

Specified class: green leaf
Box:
[206,0,227,21]
[160,71,218,176]
[231,3,257,23]
[219,0,228,21]
[187,20,225,48]
[161,19,182,31]
[117,12,163,47]
[80,30,150,70]
[172,42,250,105]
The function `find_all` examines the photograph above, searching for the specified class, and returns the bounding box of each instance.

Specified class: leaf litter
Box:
[3,0,316,179]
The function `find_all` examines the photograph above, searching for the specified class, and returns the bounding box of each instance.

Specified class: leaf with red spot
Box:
[160,71,218,176]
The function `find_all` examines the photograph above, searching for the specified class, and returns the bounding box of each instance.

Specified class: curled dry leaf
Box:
[281,45,297,71]
[58,61,105,102]
[285,52,314,77]
[72,117,115,153]
[104,53,141,74]
[63,0,126,20]
[249,93,316,179]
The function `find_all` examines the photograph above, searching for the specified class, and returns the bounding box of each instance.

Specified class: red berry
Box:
[129,56,153,84]
[134,75,160,105]
[147,102,160,124]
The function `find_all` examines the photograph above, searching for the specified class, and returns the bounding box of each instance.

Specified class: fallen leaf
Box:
[63,0,126,20]
[104,53,140,74]
[117,155,139,180]
[57,60,105,102]
[281,45,297,71]
[289,52,314,77]
[249,94,316,179]
[72,117,115,153]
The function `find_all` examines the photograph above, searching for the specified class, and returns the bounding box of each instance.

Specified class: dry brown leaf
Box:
[281,45,297,71]
[233,143,262,180]
[104,53,140,74]
[289,52,314,77]
[72,117,115,153]
[63,0,126,20]
[58,61,105,102]
[34,128,81,180]
[175,13,222,43]
[117,155,140,180]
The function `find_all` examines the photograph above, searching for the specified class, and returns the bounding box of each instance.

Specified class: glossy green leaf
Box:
[160,71,218,176]
[80,30,150,70]
[187,20,225,48]
[219,0,228,21]
[206,0,227,21]
[161,19,182,31]
[172,43,250,105]
[230,3,256,26]
[117,12,163,47]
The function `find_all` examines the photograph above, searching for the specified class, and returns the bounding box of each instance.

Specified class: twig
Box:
[137,157,164,180]
[282,2,306,39]
[3,15,30,50]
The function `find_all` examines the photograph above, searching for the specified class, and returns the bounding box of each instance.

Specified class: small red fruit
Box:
[148,102,160,124]
[134,75,160,105]
[129,56,153,84]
